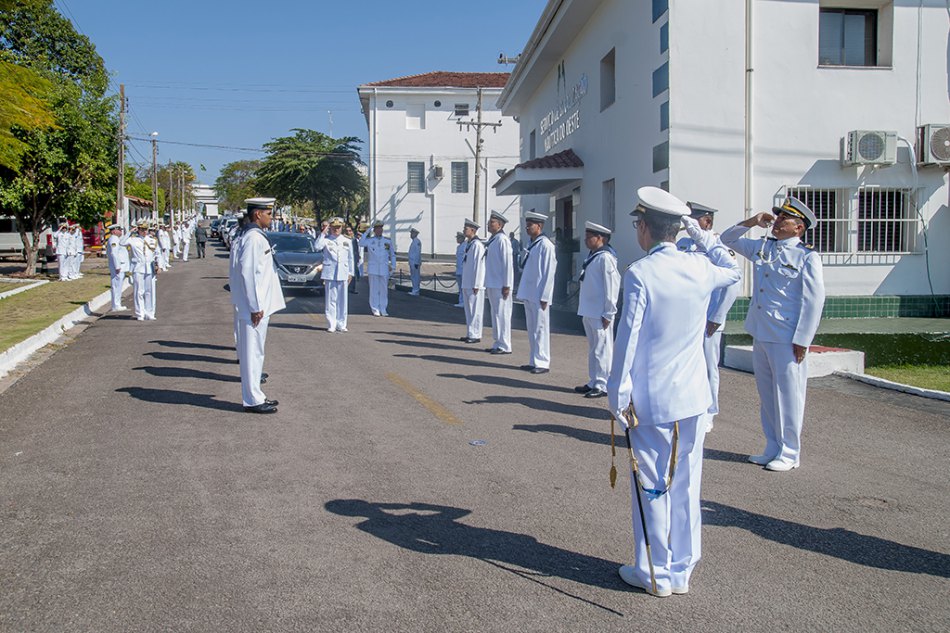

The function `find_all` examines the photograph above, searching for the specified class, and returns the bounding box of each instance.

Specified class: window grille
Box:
[451,161,469,194]
[407,162,425,194]
[857,188,915,253]
[602,179,616,231]
[787,188,847,253]
[454,104,470,117]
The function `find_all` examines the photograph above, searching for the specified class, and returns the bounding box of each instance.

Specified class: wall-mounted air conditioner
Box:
[916,124,950,166]
[842,130,898,166]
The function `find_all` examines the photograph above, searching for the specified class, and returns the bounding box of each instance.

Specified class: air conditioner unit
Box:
[842,130,898,166]
[916,124,950,166]
[433,165,444,179]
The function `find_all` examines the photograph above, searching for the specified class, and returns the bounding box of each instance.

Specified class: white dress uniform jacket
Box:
[361,233,396,277]
[577,246,621,391]
[461,238,486,340]
[107,234,130,310]
[314,233,355,281]
[516,235,556,369]
[484,232,514,352]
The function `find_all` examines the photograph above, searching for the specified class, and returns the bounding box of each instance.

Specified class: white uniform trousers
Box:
[67,254,79,279]
[523,300,550,369]
[132,272,147,318]
[325,280,348,331]
[110,271,125,310]
[161,248,171,270]
[463,288,484,340]
[627,416,704,592]
[487,288,512,352]
[181,240,190,261]
[753,340,808,464]
[233,307,241,362]
[173,242,180,258]
[456,275,463,305]
[144,273,156,318]
[703,331,723,416]
[237,316,269,407]
[582,316,612,390]
[410,264,421,294]
[57,255,68,280]
[368,274,389,316]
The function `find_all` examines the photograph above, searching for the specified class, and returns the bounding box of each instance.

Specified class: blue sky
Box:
[58,0,548,184]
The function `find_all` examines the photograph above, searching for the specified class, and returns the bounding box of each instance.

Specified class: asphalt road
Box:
[1,242,948,632]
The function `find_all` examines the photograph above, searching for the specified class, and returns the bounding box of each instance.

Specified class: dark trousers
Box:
[196,242,206,258]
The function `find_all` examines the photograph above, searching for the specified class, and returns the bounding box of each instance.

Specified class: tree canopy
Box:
[215,159,261,212]
[255,129,366,223]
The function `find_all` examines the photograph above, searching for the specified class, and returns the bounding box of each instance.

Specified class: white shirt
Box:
[483,232,513,290]
[107,234,130,273]
[455,242,466,276]
[314,233,355,281]
[607,229,741,426]
[460,238,485,291]
[361,231,396,277]
[577,247,620,321]
[516,235,556,303]
[158,230,171,250]
[677,235,741,326]
[54,230,69,256]
[120,233,159,274]
[231,226,286,319]
[408,237,422,265]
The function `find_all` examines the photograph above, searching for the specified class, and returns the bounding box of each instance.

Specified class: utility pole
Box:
[168,162,174,230]
[150,131,159,221]
[116,84,125,228]
[459,87,502,226]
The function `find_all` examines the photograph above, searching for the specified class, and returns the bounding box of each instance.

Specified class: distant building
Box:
[192,183,219,218]
[357,71,521,257]
[496,0,949,314]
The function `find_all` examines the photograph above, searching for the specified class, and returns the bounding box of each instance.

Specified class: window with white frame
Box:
[602,179,616,231]
[818,1,894,67]
[451,161,469,194]
[857,188,915,253]
[407,162,426,193]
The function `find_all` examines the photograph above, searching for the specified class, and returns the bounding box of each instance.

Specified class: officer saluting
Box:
[515,211,556,374]
[361,219,397,317]
[459,219,485,344]
[677,202,740,432]
[720,196,825,471]
[231,198,285,414]
[120,221,160,321]
[607,187,741,597]
[484,211,513,354]
[106,224,129,312]
[574,221,620,398]
[314,216,355,332]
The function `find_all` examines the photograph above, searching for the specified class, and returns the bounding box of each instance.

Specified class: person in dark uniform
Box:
[194,223,208,258]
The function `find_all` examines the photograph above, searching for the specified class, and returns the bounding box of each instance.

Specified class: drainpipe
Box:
[427,154,437,257]
[372,87,379,236]
[743,0,755,296]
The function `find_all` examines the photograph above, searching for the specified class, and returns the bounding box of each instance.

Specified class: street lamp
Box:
[150,132,159,221]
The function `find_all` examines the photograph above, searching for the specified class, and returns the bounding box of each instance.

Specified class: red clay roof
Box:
[516,148,584,169]
[363,71,510,89]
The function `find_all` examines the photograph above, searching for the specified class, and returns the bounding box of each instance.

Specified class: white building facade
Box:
[192,183,220,218]
[358,72,522,257]
[496,0,949,315]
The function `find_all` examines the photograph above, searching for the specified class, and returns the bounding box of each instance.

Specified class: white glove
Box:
[681,216,716,253]
[614,410,630,430]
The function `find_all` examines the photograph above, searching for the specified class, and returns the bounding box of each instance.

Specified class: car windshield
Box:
[267,233,316,253]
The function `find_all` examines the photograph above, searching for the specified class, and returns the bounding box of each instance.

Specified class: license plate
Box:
[287,275,307,283]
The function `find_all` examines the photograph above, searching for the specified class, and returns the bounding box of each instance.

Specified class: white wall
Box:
[364,88,521,256]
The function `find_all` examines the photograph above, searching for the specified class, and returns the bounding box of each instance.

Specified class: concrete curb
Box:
[0,280,128,380]
[834,370,950,402]
[0,278,49,300]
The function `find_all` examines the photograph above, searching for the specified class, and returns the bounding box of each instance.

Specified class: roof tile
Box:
[363,71,510,89]
[515,148,584,170]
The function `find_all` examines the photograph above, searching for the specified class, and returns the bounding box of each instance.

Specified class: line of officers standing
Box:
[454,187,824,598]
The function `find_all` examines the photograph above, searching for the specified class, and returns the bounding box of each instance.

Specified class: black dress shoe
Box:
[584,388,606,398]
[244,402,278,414]
[260,374,267,385]
[520,364,536,371]
[459,336,470,341]
[530,367,550,374]
[265,399,279,406]
[490,349,512,355]
[574,384,593,393]
[464,338,481,344]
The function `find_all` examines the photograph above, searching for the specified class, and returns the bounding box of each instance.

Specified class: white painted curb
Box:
[834,370,950,402]
[0,279,129,380]
[0,278,48,300]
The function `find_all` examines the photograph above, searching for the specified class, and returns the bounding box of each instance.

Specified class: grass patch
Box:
[0,268,111,353]
[0,282,26,294]
[864,364,950,392]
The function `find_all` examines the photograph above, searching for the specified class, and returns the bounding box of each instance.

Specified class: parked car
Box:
[221,218,239,249]
[266,231,324,293]
[209,219,222,238]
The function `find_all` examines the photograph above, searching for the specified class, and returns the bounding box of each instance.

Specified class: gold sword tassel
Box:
[609,416,618,488]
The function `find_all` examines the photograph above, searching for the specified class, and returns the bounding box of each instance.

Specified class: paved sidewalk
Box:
[0,242,947,632]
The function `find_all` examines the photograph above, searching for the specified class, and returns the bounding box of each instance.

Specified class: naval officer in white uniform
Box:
[407,227,422,295]
[120,222,160,321]
[361,219,397,317]
[54,225,69,281]
[106,224,129,311]
[459,219,485,344]
[231,198,285,414]
[484,211,514,354]
[721,196,825,472]
[515,211,556,374]
[677,202,741,432]
[607,187,741,598]
[314,216,355,332]
[574,221,620,398]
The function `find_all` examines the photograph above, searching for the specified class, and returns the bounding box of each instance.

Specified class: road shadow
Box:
[377,338,480,353]
[440,372,576,394]
[269,322,325,332]
[325,499,627,612]
[392,353,516,372]
[703,448,751,464]
[133,365,240,383]
[116,386,243,413]
[466,394,610,420]
[366,330,461,343]
[148,339,233,352]
[702,500,950,578]
[143,351,233,365]
[513,423,611,445]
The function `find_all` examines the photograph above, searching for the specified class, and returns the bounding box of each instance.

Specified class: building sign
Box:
[540,70,587,153]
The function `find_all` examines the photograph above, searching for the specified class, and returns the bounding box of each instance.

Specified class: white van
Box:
[0,216,55,261]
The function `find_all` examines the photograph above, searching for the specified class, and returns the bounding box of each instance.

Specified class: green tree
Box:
[0,0,117,274]
[215,159,261,212]
[157,160,196,218]
[255,129,366,223]
[0,57,56,171]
